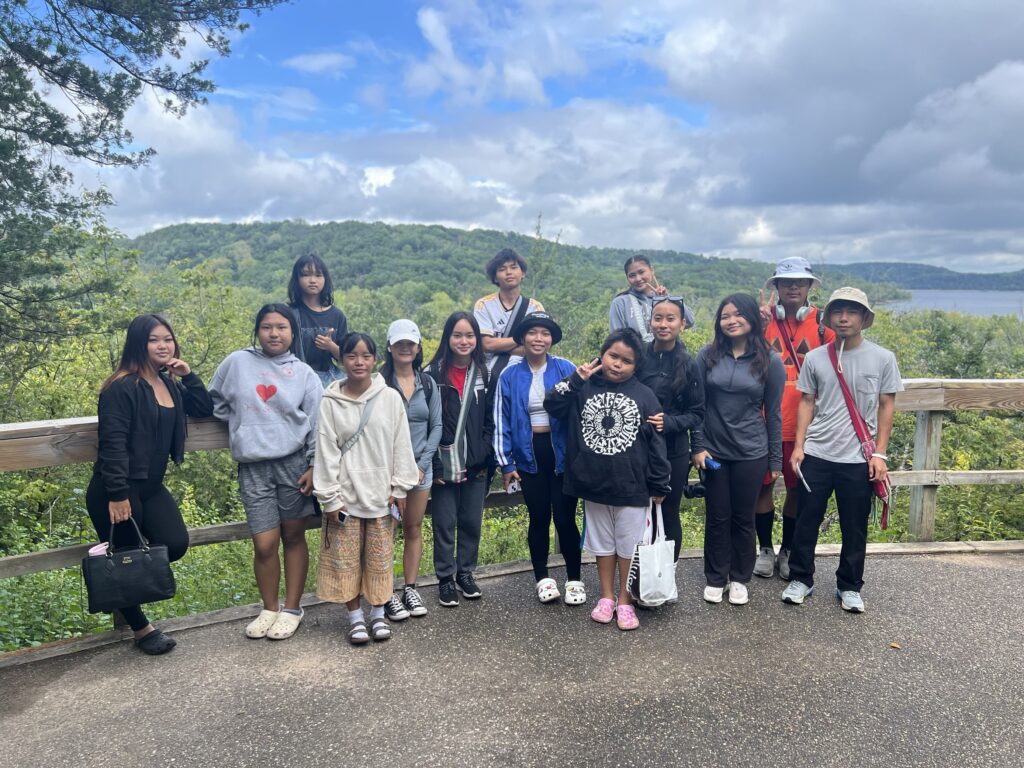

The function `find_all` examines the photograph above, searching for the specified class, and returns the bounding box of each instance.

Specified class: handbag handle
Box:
[106,516,150,557]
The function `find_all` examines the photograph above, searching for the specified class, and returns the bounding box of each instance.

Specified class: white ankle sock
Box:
[369,605,385,621]
[348,608,365,624]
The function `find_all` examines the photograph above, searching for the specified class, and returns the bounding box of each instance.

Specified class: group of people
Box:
[87,249,901,654]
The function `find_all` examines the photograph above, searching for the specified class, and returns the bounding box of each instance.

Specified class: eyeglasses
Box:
[652,295,686,305]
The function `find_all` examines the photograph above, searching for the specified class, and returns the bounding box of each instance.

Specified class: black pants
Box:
[431,473,488,582]
[656,452,691,562]
[788,455,872,591]
[702,456,768,587]
[519,434,581,581]
[86,477,189,631]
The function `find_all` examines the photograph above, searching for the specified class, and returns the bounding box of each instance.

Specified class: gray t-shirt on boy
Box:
[797,340,903,464]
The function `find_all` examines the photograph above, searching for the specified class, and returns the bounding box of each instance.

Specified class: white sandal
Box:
[564,580,587,605]
[266,609,304,640]
[536,577,560,603]
[245,608,280,639]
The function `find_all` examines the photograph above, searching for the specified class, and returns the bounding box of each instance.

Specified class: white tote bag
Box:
[635,503,678,606]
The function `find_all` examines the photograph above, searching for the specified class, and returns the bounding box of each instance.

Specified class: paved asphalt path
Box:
[2,552,1022,768]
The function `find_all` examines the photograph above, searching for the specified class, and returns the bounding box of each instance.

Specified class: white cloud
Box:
[282,52,355,77]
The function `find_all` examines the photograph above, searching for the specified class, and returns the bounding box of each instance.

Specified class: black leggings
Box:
[519,434,581,581]
[657,453,691,561]
[86,477,189,631]
[702,456,769,587]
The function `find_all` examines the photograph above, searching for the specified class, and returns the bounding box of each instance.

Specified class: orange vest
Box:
[764,307,836,441]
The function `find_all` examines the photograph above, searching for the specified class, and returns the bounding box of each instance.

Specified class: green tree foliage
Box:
[0,0,286,373]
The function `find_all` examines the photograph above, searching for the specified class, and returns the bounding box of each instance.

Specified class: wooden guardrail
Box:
[1,378,1023,581]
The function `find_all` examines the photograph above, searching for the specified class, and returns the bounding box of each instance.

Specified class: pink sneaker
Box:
[590,597,615,624]
[616,603,640,631]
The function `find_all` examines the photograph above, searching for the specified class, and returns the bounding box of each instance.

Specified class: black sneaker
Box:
[403,586,428,617]
[384,593,410,621]
[455,572,482,599]
[438,580,459,607]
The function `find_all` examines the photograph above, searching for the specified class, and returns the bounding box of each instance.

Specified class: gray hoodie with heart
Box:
[208,346,323,464]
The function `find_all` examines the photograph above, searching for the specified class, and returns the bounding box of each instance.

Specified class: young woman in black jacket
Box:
[637,296,705,562]
[424,311,495,608]
[86,314,214,654]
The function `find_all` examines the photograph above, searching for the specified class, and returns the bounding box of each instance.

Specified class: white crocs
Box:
[564,580,587,605]
[266,609,304,640]
[245,608,280,639]
[536,577,560,603]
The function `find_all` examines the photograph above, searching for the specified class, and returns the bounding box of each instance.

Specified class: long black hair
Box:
[252,303,300,355]
[427,311,489,387]
[704,293,772,382]
[650,297,691,394]
[287,253,334,308]
[616,254,654,297]
[102,313,179,391]
[381,335,424,386]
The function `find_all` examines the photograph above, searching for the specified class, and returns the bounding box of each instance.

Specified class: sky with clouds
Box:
[84,0,1024,272]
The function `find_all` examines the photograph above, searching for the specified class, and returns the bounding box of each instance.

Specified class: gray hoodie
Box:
[209,346,323,464]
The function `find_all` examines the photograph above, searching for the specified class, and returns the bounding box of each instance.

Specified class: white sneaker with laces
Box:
[837,589,865,613]
[782,580,814,605]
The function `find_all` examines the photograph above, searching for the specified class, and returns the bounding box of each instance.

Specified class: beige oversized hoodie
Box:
[313,373,419,518]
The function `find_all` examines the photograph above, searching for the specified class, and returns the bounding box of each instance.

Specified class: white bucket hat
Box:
[387,319,421,345]
[765,256,821,289]
[823,287,875,330]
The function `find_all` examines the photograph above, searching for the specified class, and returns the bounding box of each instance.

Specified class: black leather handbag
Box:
[82,517,177,614]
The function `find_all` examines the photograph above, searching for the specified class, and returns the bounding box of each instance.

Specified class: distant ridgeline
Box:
[836,262,1024,291]
[128,220,906,306]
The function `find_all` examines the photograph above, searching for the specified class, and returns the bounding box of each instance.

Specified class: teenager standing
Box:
[609,255,696,343]
[209,304,322,641]
[314,333,420,644]
[637,296,705,562]
[783,288,902,613]
[287,253,349,387]
[692,294,785,606]
[754,257,836,579]
[425,312,495,607]
[474,248,544,376]
[494,312,584,605]
[87,314,214,654]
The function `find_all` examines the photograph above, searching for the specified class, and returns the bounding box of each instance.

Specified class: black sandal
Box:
[134,629,176,655]
[370,617,392,642]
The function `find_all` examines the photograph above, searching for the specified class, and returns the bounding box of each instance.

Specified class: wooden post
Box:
[908,410,943,541]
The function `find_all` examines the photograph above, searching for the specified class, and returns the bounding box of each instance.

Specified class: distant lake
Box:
[886,289,1024,318]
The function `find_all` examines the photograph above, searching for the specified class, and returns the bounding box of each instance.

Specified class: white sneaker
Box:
[753,547,776,578]
[837,589,865,613]
[245,608,280,639]
[728,582,749,605]
[782,581,814,605]
[704,585,724,603]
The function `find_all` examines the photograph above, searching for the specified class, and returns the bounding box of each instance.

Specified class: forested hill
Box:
[129,220,904,306]
[836,262,1024,290]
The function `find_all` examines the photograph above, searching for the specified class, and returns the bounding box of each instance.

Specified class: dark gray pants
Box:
[431,473,488,581]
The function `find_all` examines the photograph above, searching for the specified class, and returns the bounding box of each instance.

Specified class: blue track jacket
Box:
[494,354,576,475]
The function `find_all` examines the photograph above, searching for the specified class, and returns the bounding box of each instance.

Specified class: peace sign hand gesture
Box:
[759,289,778,325]
[577,357,602,381]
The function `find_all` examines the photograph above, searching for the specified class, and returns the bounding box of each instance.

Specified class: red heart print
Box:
[256,384,277,402]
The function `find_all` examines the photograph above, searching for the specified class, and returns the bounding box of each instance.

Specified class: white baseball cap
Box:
[765,256,821,289]
[387,319,421,345]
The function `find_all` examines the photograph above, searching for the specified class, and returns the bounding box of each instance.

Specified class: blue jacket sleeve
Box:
[493,369,516,474]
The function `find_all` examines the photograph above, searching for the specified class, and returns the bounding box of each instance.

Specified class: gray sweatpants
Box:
[430,474,488,581]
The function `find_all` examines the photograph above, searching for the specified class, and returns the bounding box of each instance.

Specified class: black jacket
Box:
[425,363,495,476]
[544,372,671,507]
[637,341,705,458]
[93,372,214,500]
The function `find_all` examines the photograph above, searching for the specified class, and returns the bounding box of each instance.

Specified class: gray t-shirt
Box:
[797,340,903,464]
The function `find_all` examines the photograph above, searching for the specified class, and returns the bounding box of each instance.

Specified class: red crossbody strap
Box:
[775,317,802,374]
[826,342,873,448]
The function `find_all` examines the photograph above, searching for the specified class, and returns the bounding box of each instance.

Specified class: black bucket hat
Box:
[513,311,563,345]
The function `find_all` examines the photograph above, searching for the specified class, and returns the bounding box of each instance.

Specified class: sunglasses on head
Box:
[652,295,686,306]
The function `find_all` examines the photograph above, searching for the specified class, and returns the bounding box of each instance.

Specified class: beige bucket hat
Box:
[823,287,875,330]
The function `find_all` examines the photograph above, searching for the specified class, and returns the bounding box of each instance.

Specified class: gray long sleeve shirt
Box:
[692,345,785,470]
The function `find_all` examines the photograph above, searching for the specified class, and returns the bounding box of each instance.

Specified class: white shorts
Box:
[584,501,648,559]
